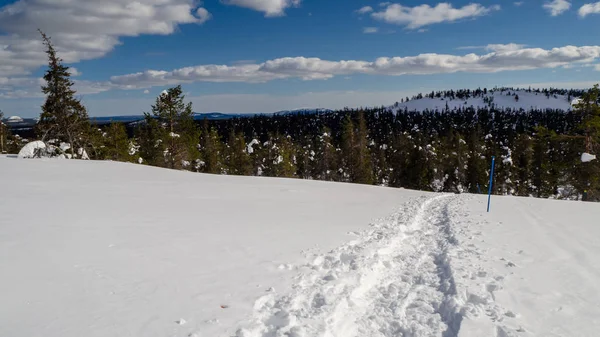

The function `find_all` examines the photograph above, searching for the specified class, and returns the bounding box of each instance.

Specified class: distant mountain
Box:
[388,88,580,113]
[273,108,334,116]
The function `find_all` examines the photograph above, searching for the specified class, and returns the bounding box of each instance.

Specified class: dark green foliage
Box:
[141,85,200,170]
[199,120,224,174]
[0,110,6,153]
[36,30,90,157]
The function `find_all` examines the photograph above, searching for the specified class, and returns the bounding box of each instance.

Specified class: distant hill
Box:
[388,87,583,113]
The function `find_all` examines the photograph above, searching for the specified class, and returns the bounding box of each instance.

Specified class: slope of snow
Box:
[393,90,574,112]
[0,156,424,337]
[2,157,600,337]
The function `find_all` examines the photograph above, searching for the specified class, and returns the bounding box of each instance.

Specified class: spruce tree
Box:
[36,30,90,157]
[199,120,224,174]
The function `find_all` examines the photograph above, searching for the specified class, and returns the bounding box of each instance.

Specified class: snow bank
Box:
[17,140,46,158]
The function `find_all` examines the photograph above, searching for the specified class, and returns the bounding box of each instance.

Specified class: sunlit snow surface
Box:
[1,156,599,337]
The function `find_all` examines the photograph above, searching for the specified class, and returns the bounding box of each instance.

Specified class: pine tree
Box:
[146,85,199,170]
[340,112,374,184]
[199,120,225,174]
[262,133,297,178]
[36,30,90,157]
[225,131,252,175]
[512,134,534,196]
[103,123,134,162]
[312,127,338,181]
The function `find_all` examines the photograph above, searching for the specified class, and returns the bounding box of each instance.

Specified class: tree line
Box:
[4,31,600,201]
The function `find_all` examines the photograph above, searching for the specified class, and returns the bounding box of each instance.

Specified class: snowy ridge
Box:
[233,195,520,337]
[391,89,577,113]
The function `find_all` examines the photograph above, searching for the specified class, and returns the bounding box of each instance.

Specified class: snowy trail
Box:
[234,194,472,337]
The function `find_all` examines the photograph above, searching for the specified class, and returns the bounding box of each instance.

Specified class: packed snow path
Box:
[235,194,509,337]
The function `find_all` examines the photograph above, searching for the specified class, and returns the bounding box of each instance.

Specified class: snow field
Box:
[0,156,424,337]
[2,157,600,337]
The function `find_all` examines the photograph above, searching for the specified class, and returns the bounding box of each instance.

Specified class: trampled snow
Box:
[1,156,600,337]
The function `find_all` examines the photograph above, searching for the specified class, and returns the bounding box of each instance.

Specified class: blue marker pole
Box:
[487,156,496,213]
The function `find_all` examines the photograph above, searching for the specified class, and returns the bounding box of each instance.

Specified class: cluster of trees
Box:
[6,32,600,201]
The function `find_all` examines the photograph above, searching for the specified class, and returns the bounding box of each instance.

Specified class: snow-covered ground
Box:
[393,90,574,112]
[1,156,600,337]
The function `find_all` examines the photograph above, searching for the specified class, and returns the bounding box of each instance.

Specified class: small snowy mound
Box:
[6,116,24,123]
[18,141,46,158]
[581,152,597,163]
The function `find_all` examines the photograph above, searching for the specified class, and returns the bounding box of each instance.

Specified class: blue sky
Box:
[1,0,599,117]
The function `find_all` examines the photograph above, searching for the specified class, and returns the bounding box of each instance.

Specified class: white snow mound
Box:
[582,152,597,162]
[17,141,46,158]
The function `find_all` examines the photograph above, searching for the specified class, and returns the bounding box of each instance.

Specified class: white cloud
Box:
[0,76,112,99]
[143,89,150,94]
[579,2,600,17]
[595,64,600,71]
[4,44,600,99]
[0,0,210,79]
[107,45,600,89]
[484,43,527,52]
[509,81,600,90]
[458,43,526,51]
[68,67,82,77]
[363,27,379,34]
[356,6,373,14]
[220,0,301,17]
[514,2,524,6]
[196,7,213,24]
[543,0,571,16]
[371,3,500,29]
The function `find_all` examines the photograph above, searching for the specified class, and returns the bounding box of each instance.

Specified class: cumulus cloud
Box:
[0,76,112,98]
[4,44,600,98]
[220,0,301,17]
[543,0,571,16]
[107,45,600,89]
[356,6,373,14]
[579,2,600,17]
[372,3,500,29]
[363,27,379,34]
[0,0,210,79]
